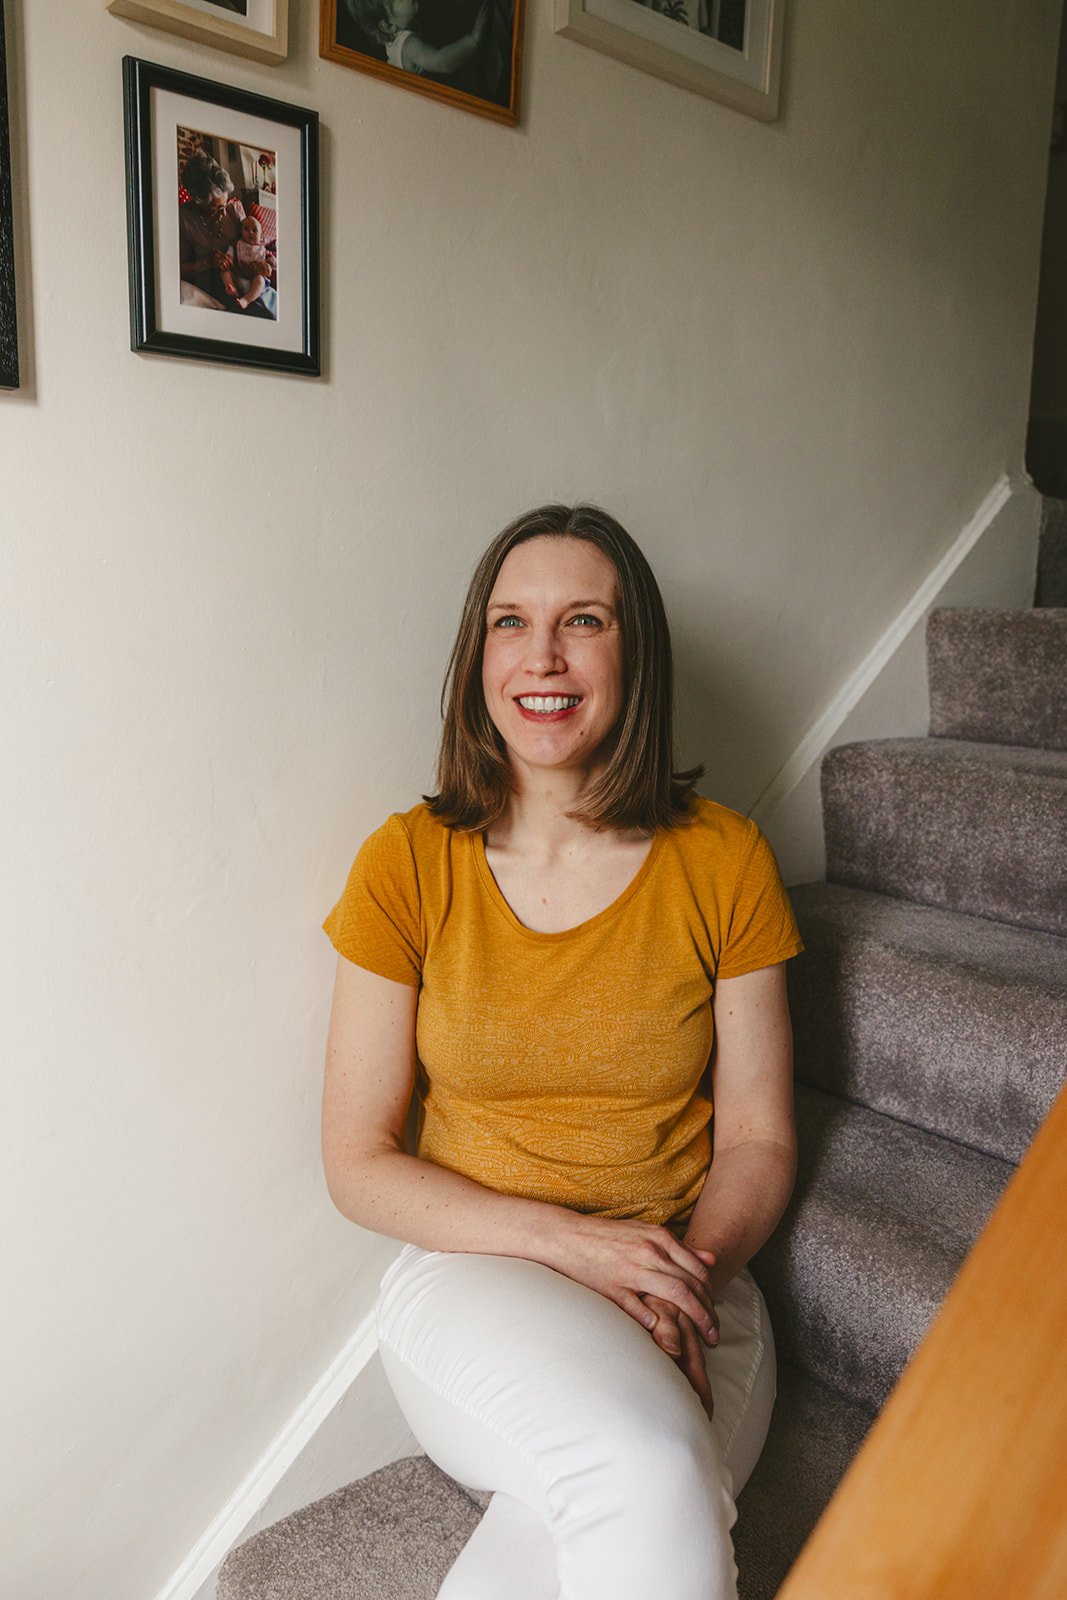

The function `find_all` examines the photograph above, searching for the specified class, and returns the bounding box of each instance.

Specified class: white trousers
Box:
[375,1245,776,1600]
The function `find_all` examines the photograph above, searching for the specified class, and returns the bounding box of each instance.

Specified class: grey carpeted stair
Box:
[785,882,1067,1163]
[218,1454,485,1600]
[749,1085,1012,1409]
[730,1362,874,1599]
[220,574,1066,1600]
[926,607,1067,750]
[822,737,1067,936]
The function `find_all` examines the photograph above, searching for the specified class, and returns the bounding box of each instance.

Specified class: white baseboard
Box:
[152,1278,419,1600]
[753,474,1042,884]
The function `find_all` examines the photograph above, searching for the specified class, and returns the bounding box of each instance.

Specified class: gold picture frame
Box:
[319,0,524,128]
[107,0,288,68]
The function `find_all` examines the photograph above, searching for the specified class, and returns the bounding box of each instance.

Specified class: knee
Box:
[562,1405,723,1522]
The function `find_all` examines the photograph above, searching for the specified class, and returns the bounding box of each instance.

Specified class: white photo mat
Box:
[177,0,276,31]
[107,0,287,66]
[554,0,783,118]
[154,85,304,355]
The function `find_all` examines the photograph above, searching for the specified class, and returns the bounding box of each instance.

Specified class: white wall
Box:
[0,2,1059,1598]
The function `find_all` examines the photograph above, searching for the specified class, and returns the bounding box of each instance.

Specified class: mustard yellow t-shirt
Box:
[322,796,803,1237]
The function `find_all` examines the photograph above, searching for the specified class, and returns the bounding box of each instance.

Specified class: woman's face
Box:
[481,536,624,783]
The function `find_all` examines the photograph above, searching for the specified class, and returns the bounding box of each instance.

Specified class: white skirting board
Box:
[753,474,1042,883]
[155,472,1040,1600]
[153,1267,419,1600]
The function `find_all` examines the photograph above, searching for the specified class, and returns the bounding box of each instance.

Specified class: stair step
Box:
[218,1452,484,1600]
[734,1362,875,1600]
[926,607,1067,750]
[750,1084,1013,1410]
[821,737,1067,935]
[786,882,1067,1163]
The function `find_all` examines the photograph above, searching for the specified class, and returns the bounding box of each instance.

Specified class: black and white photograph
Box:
[320,0,524,126]
[554,0,781,118]
[631,0,745,50]
[106,0,289,67]
[0,0,18,390]
[123,57,319,375]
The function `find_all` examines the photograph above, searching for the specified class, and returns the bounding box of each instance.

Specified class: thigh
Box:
[376,1249,771,1600]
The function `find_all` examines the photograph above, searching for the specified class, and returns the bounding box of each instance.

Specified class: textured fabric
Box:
[926,607,1067,752]
[786,881,1067,1164]
[750,1083,1012,1409]
[385,27,418,68]
[821,736,1067,937]
[322,797,804,1234]
[375,1245,777,1600]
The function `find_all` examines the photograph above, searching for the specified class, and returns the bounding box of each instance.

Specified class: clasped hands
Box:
[550,1217,719,1425]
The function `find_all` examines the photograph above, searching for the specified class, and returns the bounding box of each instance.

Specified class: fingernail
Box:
[644,1313,657,1329]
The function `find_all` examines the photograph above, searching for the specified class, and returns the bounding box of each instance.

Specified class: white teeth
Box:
[517,695,582,713]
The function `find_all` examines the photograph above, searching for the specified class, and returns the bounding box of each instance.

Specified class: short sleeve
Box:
[716,821,805,980]
[322,815,422,986]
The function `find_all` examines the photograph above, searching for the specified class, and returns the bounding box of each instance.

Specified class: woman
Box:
[321,504,803,1599]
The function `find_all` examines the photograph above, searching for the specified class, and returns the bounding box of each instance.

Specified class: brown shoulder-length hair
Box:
[424,503,704,833]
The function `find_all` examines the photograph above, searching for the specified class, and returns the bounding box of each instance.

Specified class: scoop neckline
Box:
[471,827,667,941]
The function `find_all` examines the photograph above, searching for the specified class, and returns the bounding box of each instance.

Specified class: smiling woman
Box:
[320,502,804,1599]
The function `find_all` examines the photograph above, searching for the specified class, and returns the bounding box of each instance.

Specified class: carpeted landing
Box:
[219,591,1066,1599]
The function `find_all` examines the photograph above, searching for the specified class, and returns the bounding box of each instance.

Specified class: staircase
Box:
[219,573,1067,1600]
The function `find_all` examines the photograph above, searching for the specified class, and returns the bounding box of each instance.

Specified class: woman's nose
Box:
[524,624,567,675]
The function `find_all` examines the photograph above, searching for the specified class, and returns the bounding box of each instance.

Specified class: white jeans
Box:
[375,1245,776,1600]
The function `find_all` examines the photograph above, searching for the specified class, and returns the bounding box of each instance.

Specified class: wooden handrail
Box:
[776,1076,1067,1600]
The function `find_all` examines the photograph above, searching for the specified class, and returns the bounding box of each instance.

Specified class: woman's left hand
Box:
[641,1293,716,1425]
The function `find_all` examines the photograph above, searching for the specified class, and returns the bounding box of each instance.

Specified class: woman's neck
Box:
[487,766,635,856]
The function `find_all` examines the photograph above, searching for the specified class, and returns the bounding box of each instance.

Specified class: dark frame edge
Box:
[0,0,21,390]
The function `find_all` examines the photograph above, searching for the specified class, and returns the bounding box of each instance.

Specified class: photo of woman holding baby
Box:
[178,138,278,320]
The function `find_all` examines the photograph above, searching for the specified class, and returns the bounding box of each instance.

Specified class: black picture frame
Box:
[122,55,320,376]
[0,0,19,391]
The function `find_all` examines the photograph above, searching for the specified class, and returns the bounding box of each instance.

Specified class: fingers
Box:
[678,1313,715,1423]
[645,1267,718,1345]
[641,1293,683,1357]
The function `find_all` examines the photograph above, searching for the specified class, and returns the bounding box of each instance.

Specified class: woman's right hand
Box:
[542,1213,720,1346]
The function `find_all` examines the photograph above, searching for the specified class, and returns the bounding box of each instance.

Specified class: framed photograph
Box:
[0,0,18,391]
[319,0,524,128]
[107,0,288,68]
[554,0,783,120]
[122,56,320,376]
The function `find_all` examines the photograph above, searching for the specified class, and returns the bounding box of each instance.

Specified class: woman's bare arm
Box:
[321,954,719,1340]
[681,961,798,1295]
[638,961,796,1398]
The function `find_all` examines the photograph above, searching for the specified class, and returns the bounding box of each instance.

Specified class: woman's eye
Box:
[491,615,523,628]
[570,614,601,627]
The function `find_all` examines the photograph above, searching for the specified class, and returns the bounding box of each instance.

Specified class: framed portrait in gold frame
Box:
[319,0,524,127]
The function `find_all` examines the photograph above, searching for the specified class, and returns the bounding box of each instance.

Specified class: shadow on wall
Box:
[672,619,785,813]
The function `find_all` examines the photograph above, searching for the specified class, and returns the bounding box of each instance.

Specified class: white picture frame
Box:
[107,0,288,68]
[554,0,783,120]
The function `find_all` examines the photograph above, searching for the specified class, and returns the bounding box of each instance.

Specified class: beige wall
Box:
[0,3,1058,1598]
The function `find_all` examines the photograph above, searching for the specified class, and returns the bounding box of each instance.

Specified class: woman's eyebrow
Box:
[486,598,615,612]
